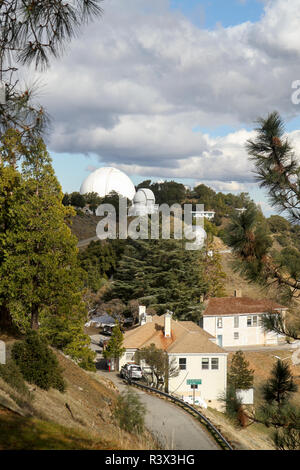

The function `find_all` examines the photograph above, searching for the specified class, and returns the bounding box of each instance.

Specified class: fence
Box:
[125,378,233,451]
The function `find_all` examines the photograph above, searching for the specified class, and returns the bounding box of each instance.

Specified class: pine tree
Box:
[228,351,254,390]
[261,360,297,406]
[225,112,300,340]
[103,322,126,368]
[257,360,299,450]
[0,130,95,368]
[0,1,103,143]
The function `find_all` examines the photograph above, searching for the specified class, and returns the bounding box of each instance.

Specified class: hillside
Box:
[0,338,158,450]
[69,213,99,242]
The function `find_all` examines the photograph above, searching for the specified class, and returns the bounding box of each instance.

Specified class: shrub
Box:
[114,389,146,434]
[63,340,96,372]
[0,359,31,400]
[11,331,66,392]
[219,384,243,426]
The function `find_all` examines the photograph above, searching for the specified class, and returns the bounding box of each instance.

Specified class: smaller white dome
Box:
[133,188,155,205]
[129,188,157,216]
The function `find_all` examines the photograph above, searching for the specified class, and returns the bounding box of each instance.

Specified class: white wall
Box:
[203,314,282,347]
[120,349,227,410]
[168,353,227,411]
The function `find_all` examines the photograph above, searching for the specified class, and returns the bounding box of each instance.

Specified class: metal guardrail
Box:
[125,378,233,451]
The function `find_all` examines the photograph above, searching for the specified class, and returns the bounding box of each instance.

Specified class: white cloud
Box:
[33,0,300,188]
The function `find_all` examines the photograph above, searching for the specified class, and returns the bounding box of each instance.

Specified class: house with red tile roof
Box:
[120,311,228,410]
[202,290,287,348]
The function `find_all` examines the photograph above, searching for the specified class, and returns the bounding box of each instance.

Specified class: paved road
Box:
[90,336,219,450]
[100,370,219,450]
[77,236,99,248]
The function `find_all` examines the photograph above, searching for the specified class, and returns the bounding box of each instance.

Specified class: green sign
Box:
[187,379,202,385]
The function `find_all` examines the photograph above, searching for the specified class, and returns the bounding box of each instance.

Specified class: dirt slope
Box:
[0,347,158,450]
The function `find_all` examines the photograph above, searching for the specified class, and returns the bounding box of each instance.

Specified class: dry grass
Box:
[69,213,99,241]
[0,347,160,450]
[196,348,300,451]
[228,349,300,408]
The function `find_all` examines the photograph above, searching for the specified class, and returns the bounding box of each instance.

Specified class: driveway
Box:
[90,333,220,449]
[97,370,219,450]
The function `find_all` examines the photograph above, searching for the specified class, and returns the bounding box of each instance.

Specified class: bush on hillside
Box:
[0,359,32,400]
[114,389,146,434]
[11,331,66,392]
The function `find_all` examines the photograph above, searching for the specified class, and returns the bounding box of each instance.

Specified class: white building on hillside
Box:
[120,310,228,411]
[80,166,136,201]
[128,188,158,216]
[202,291,287,348]
[191,210,215,220]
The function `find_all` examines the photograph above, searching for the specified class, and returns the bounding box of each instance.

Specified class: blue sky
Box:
[170,0,264,28]
[46,0,300,218]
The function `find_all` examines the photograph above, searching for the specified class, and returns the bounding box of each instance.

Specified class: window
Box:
[202,358,209,370]
[211,358,219,370]
[217,318,223,328]
[126,352,134,361]
[234,316,239,328]
[247,316,258,327]
[179,358,186,370]
[234,332,239,340]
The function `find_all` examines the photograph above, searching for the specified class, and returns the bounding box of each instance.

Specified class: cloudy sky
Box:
[35,0,300,216]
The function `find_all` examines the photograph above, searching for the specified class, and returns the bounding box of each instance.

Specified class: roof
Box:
[91,314,116,324]
[123,315,226,355]
[203,297,286,317]
[80,166,136,201]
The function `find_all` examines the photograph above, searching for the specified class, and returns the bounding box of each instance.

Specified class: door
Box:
[217,335,223,347]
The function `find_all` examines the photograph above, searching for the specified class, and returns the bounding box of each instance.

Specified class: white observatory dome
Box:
[129,188,157,216]
[80,167,136,201]
[132,188,155,205]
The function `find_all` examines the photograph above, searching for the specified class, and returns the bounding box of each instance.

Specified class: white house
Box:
[120,311,228,411]
[202,291,287,348]
[191,210,215,220]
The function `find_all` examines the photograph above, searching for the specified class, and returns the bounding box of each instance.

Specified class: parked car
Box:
[120,363,143,380]
[102,325,113,336]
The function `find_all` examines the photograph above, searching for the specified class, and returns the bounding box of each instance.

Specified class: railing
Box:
[125,378,233,451]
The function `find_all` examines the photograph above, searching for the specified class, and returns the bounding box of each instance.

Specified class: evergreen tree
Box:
[0,132,84,330]
[257,360,299,450]
[228,351,254,390]
[70,192,86,208]
[106,238,225,322]
[0,1,103,143]
[0,130,95,368]
[103,322,126,368]
[261,360,297,406]
[225,112,300,341]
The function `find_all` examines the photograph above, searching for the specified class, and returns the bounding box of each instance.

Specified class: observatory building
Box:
[128,188,158,216]
[80,167,136,201]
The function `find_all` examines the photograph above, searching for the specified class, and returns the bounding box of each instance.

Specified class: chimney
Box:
[164,310,172,338]
[234,289,242,298]
[0,340,6,365]
[139,306,146,325]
